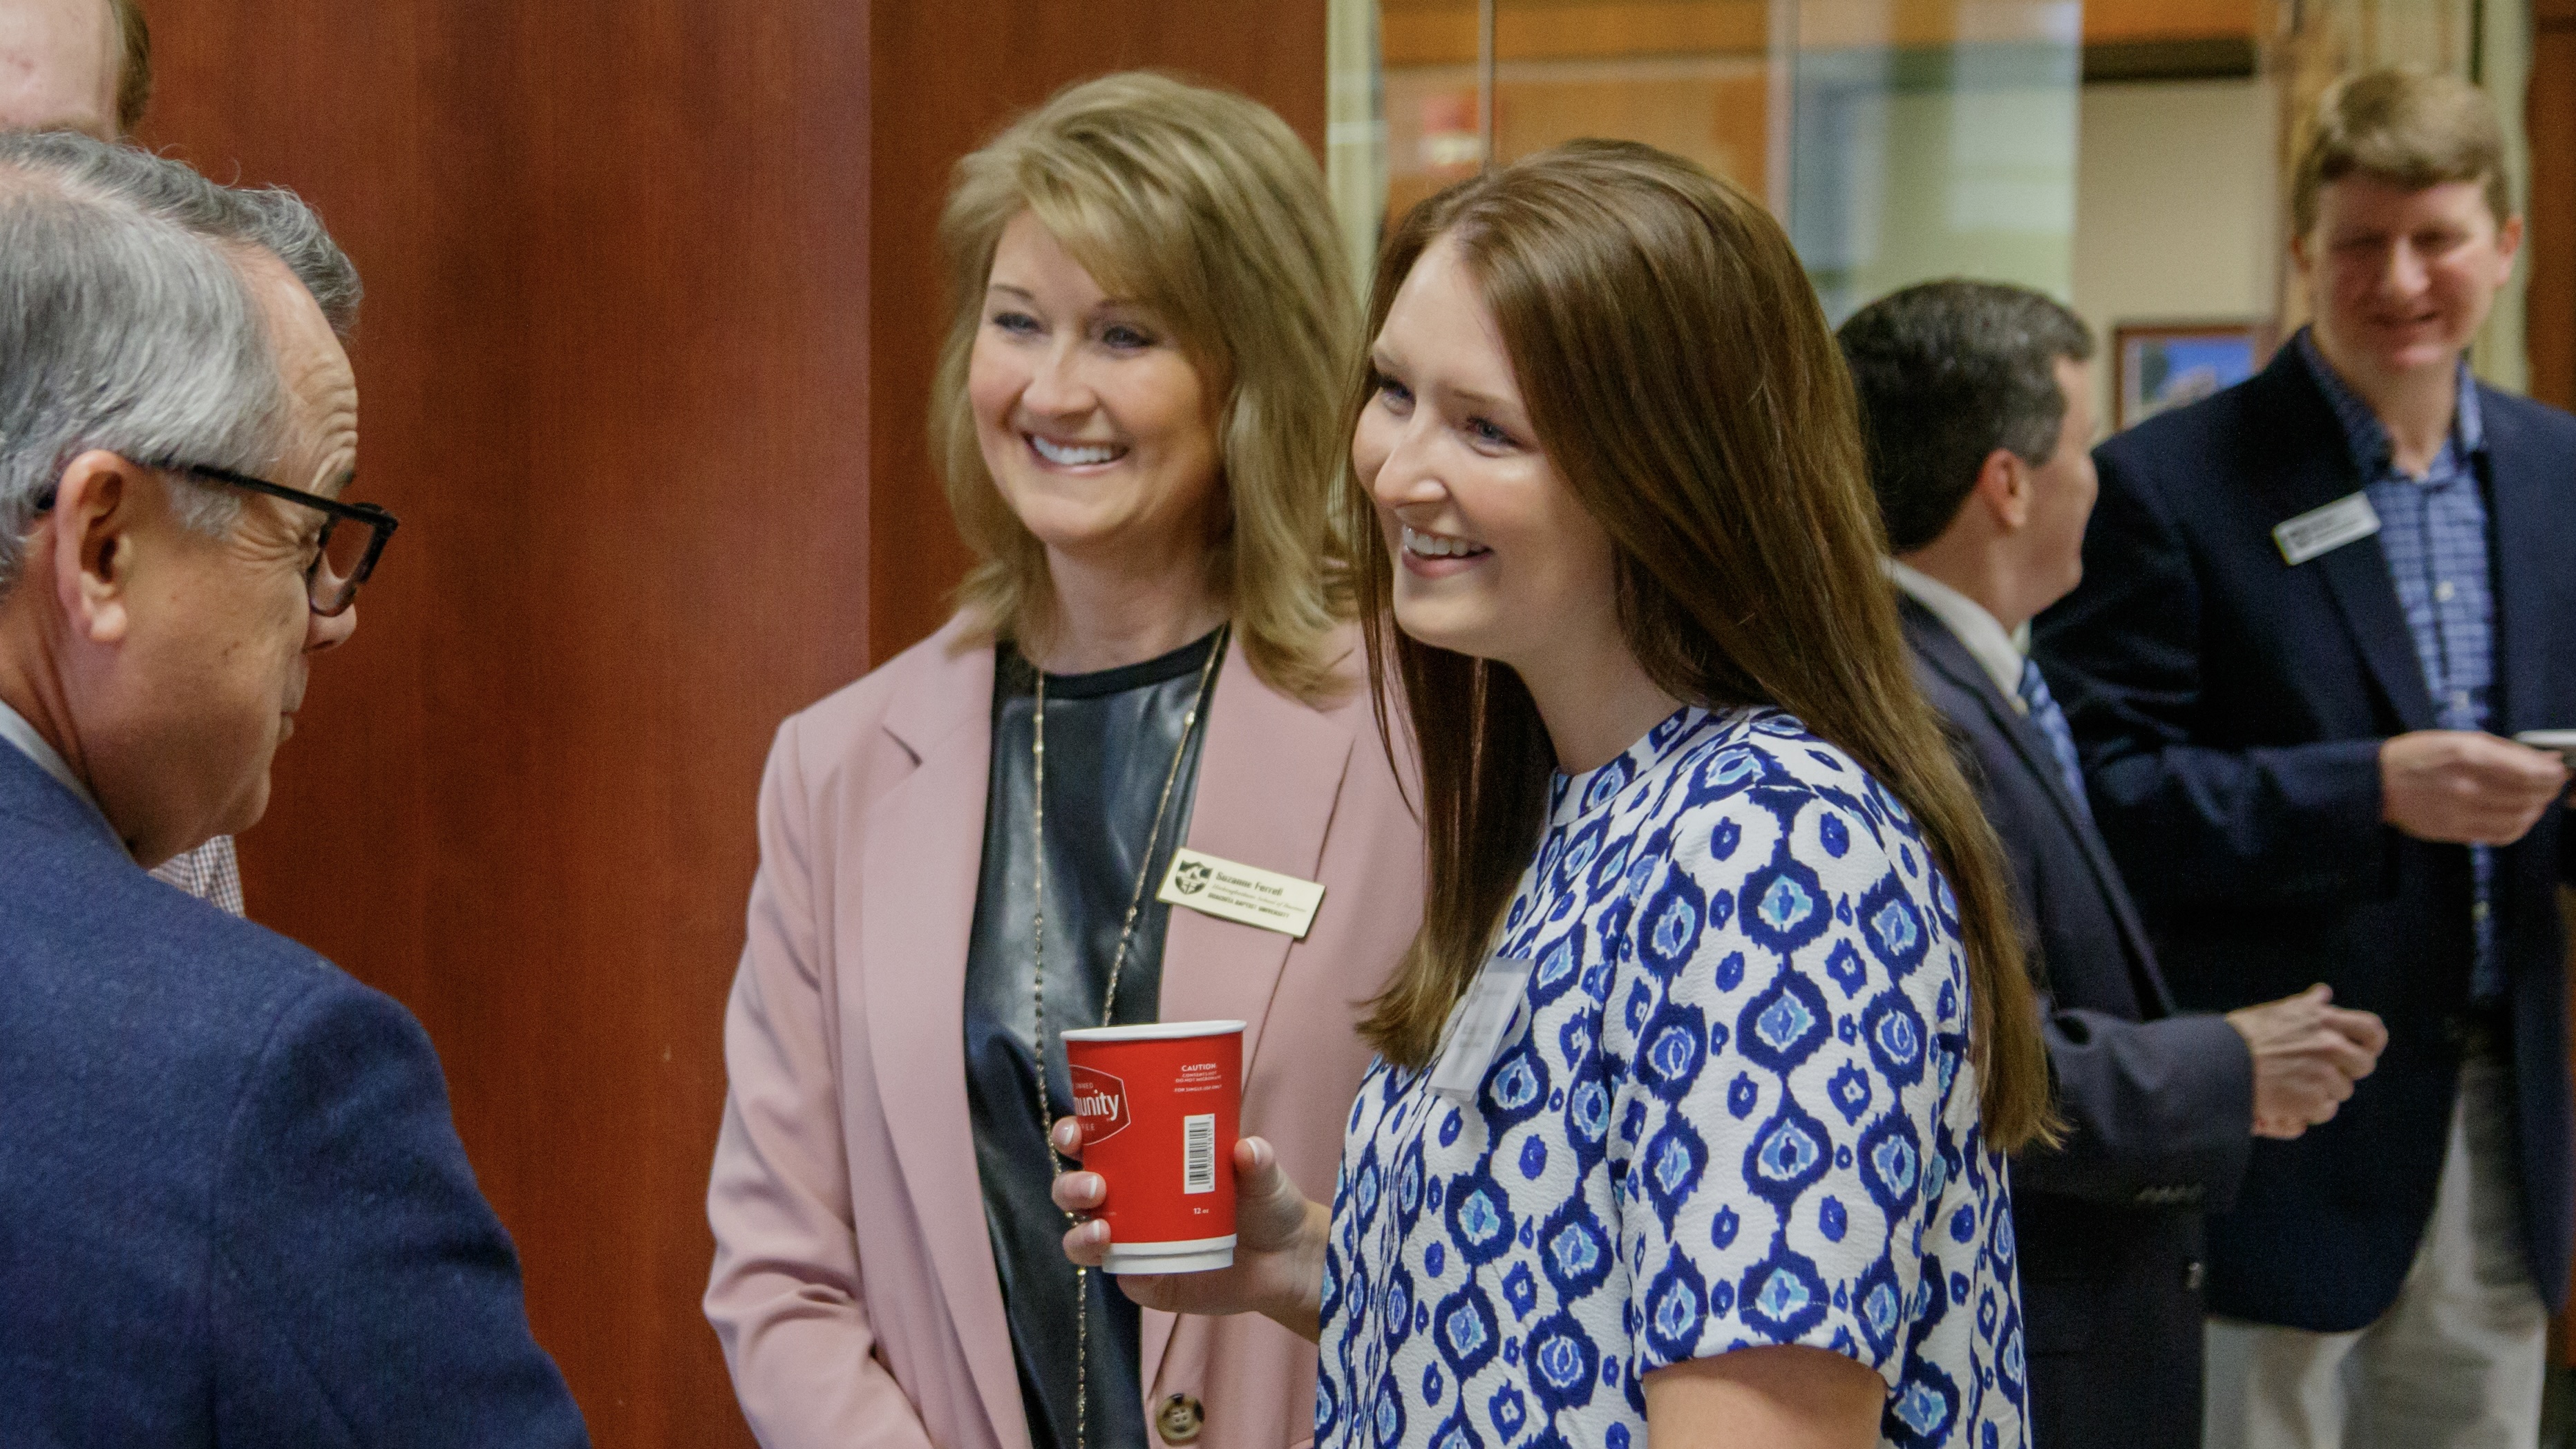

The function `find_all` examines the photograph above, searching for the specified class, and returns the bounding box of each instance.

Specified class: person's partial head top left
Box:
[0,0,142,142]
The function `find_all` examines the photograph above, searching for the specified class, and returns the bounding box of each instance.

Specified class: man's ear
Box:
[46,451,147,647]
[1970,446,2032,532]
[2494,212,2525,279]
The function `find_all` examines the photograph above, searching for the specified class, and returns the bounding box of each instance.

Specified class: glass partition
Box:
[1339,0,2084,320]
[1790,0,2082,322]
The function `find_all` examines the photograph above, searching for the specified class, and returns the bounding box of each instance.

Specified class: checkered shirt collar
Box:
[2292,326,2485,480]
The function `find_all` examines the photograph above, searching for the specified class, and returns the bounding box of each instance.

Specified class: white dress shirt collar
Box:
[1884,558,2030,713]
[0,694,120,839]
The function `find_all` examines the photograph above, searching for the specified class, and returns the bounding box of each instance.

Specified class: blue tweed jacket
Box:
[0,743,588,1446]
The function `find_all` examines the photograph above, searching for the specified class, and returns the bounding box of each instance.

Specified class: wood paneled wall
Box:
[140,6,871,1446]
[2531,0,2576,411]
[136,1,1321,1445]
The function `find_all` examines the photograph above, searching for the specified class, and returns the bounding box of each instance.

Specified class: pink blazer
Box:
[706,616,1425,1449]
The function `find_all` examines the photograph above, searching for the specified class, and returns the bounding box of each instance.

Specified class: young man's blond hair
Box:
[2292,67,2512,236]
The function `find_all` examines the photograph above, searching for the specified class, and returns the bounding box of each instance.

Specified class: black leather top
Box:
[962,627,1220,1449]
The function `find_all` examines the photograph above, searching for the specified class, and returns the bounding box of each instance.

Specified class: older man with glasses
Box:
[0,0,259,914]
[0,132,587,1446]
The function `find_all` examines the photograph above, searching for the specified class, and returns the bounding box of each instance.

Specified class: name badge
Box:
[2273,493,2382,565]
[1428,956,1535,1102]
[1156,848,1325,939]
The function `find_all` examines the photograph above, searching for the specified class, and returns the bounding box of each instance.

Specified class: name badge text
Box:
[1156,848,1325,939]
[1428,956,1535,1103]
[2273,493,2382,566]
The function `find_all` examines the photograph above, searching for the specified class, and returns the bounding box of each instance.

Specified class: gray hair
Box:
[0,131,362,594]
[1837,278,2095,554]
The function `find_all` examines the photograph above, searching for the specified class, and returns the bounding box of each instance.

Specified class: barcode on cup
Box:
[1182,1114,1217,1195]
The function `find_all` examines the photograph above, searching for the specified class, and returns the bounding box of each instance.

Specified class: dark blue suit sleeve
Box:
[2016,1001,2255,1211]
[208,976,591,1448]
[2038,446,2389,904]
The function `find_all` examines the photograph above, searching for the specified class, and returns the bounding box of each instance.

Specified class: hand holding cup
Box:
[1054,1119,1331,1341]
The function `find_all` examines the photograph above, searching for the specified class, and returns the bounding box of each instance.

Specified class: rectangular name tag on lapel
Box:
[1156,847,1325,939]
[1429,957,1535,1102]
[2273,492,2382,565]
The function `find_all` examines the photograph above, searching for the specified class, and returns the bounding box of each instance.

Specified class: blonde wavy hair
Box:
[930,71,1358,703]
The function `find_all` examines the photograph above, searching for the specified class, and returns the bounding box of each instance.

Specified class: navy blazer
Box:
[0,745,589,1447]
[1903,598,2250,1447]
[2033,348,2576,1331]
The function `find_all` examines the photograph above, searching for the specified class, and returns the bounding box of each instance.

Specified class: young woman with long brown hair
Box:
[1057,139,2052,1448]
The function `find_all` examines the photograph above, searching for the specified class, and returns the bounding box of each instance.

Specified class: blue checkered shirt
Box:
[2295,330,2501,1001]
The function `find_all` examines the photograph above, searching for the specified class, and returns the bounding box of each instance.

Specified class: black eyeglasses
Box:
[163,462,398,618]
[37,459,397,617]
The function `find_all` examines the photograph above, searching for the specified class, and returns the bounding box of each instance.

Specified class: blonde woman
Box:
[704,74,1425,1449]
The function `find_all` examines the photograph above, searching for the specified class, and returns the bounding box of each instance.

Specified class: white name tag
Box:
[1428,956,1534,1102]
[1156,848,1325,939]
[2272,493,2382,565]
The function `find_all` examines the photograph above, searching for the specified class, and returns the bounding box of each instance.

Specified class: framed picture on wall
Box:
[2114,321,2273,432]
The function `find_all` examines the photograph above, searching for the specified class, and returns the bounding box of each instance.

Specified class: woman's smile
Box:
[1398,523,1490,577]
[1024,430,1128,471]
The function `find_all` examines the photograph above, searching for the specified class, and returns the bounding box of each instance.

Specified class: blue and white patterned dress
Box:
[1316,705,2026,1449]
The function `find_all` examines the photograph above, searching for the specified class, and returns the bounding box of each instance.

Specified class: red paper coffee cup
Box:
[1061,1020,1244,1274]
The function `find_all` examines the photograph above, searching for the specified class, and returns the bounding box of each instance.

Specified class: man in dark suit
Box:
[1839,280,2387,1448]
[0,133,588,1446]
[2034,69,2576,1449]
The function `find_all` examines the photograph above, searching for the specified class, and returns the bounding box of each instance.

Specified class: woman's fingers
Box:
[1106,1271,1182,1309]
[1047,1119,1097,1224]
[1061,1216,1110,1267]
[1234,1134,1284,1197]
[1231,1136,1309,1247]
[1051,1169,1106,1213]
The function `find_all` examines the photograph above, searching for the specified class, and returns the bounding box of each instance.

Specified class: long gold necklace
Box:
[1029,621,1229,1449]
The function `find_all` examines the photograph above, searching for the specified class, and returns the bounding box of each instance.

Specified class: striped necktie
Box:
[2018,657,2093,823]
